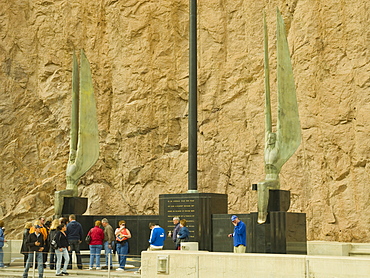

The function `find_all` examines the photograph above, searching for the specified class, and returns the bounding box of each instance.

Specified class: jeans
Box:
[68,240,82,269]
[55,248,69,275]
[23,251,43,278]
[116,241,129,269]
[89,245,102,268]
[42,249,48,267]
[23,254,28,268]
[49,248,56,269]
[104,241,114,267]
[0,247,3,267]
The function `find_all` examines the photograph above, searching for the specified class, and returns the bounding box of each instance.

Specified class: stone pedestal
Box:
[247,211,307,254]
[62,197,88,215]
[247,189,307,254]
[159,193,228,251]
[267,190,290,211]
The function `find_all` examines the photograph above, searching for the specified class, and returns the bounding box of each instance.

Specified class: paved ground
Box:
[0,267,141,277]
[0,256,141,278]
[0,267,141,278]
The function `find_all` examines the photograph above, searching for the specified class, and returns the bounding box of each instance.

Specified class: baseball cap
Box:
[231,215,238,221]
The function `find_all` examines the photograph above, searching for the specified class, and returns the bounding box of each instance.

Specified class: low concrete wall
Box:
[141,251,306,278]
[307,256,370,278]
[308,240,351,256]
[141,250,370,278]
[307,241,370,257]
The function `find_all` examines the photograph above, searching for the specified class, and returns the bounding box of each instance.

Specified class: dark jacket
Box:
[55,231,69,249]
[20,228,30,254]
[66,220,83,241]
[26,232,45,253]
[49,229,57,245]
[0,228,4,248]
[178,226,190,240]
[172,223,181,242]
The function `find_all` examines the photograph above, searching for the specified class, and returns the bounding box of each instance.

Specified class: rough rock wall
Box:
[1,0,370,242]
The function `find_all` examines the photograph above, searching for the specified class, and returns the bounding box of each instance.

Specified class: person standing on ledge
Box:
[227,215,246,253]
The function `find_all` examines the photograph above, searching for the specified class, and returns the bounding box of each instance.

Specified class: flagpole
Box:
[188,0,198,193]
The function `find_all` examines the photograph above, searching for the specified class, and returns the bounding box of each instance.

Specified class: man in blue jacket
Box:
[148,223,166,250]
[228,215,246,253]
[134,222,167,275]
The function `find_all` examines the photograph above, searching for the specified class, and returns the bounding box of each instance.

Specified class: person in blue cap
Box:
[227,215,246,253]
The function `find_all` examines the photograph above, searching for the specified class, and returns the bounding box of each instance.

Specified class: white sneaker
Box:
[96,267,101,270]
[116,268,124,271]
[89,267,93,270]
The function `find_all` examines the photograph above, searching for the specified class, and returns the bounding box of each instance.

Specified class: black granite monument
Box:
[211,190,306,254]
[248,189,307,254]
[75,214,159,255]
[62,197,88,215]
[61,197,159,255]
[159,193,228,251]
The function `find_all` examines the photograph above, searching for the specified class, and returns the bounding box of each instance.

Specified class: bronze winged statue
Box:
[257,9,301,224]
[54,50,99,217]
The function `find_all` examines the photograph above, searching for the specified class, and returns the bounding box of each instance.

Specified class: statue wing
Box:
[69,52,79,155]
[263,12,272,136]
[275,9,301,169]
[70,50,99,180]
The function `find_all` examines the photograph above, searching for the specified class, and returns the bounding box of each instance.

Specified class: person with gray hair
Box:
[168,217,181,249]
[101,218,115,269]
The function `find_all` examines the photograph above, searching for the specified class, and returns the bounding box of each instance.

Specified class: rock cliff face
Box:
[1,0,370,242]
